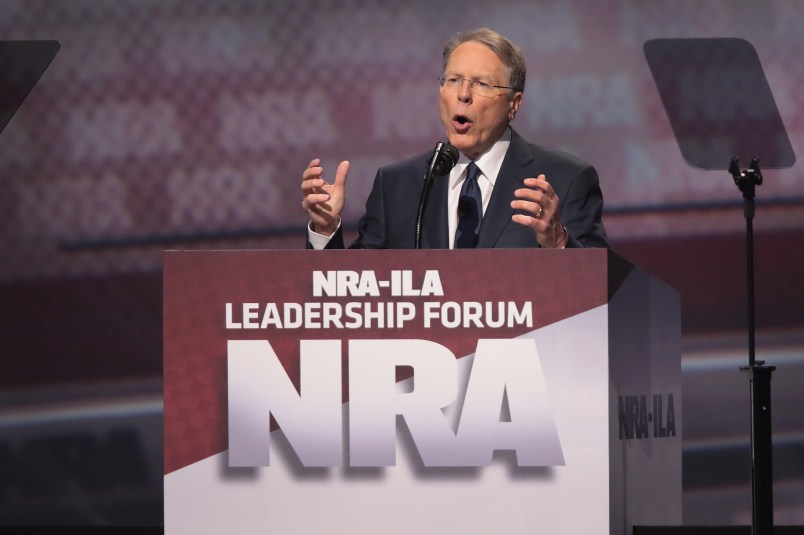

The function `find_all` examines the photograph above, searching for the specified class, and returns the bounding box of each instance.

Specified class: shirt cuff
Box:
[307,220,340,250]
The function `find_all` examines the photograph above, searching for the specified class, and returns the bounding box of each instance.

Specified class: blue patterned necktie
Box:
[455,162,482,248]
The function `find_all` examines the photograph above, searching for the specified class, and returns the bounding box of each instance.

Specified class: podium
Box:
[163,248,681,534]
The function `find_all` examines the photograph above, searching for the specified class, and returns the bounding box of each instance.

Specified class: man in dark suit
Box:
[301,28,607,250]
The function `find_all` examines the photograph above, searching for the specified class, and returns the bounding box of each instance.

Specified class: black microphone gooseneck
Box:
[414,141,459,249]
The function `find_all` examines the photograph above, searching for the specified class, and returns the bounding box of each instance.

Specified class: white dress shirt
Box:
[447,128,511,248]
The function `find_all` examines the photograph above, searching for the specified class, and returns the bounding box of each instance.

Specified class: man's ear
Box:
[509,91,523,121]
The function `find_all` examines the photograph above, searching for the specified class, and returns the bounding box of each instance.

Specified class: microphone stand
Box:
[729,157,775,535]
[415,144,443,250]
[415,142,457,250]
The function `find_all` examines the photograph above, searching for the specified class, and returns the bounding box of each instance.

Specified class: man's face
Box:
[439,41,522,160]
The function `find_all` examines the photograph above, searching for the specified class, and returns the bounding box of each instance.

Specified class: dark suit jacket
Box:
[320,129,607,249]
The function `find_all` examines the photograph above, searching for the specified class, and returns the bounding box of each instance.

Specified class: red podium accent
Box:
[164,248,680,534]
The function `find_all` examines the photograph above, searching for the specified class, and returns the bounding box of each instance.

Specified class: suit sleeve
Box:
[334,167,389,249]
[560,164,608,249]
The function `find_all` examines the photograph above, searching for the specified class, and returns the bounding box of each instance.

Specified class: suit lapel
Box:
[478,130,535,248]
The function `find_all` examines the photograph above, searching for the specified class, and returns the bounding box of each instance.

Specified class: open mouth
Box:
[453,114,472,131]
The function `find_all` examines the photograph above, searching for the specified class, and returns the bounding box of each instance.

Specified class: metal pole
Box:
[731,157,775,535]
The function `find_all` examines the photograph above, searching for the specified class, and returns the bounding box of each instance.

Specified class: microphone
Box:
[415,141,459,250]
[430,142,459,177]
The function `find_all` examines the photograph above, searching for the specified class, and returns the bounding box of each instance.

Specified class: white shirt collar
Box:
[449,127,512,192]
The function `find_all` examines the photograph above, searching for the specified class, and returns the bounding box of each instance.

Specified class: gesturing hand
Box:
[511,175,568,248]
[301,159,350,237]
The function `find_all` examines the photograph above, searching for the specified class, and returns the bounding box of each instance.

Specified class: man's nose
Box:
[457,79,473,102]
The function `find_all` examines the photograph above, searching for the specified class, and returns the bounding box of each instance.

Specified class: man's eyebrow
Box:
[444,72,493,81]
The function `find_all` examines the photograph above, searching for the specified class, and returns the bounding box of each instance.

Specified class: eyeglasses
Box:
[438,75,514,98]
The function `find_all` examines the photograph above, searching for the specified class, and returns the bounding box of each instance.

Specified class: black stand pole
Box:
[729,157,776,535]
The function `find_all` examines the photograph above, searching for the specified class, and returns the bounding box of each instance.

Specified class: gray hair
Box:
[442,27,526,92]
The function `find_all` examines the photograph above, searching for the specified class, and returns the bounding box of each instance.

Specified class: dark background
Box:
[1,0,802,527]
